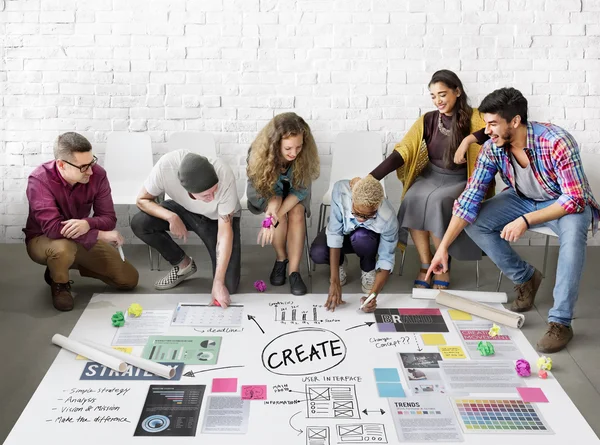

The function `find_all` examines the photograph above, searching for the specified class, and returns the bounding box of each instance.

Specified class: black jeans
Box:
[131,200,241,293]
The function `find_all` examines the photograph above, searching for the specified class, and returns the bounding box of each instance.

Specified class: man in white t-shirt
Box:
[131,150,241,307]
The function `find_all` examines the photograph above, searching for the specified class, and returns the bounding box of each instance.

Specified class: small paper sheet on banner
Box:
[76,346,132,360]
[422,334,447,346]
[439,346,466,359]
[448,309,472,321]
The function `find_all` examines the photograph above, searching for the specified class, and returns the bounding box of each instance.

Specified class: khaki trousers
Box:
[26,236,139,290]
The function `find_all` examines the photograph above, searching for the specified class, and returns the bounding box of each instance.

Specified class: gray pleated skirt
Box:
[397,163,482,261]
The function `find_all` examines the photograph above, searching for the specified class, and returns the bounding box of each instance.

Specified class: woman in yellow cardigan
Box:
[370,70,489,289]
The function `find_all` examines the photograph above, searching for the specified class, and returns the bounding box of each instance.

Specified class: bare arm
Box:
[277,194,300,218]
[370,269,390,295]
[136,187,176,222]
[426,215,469,280]
[215,214,234,284]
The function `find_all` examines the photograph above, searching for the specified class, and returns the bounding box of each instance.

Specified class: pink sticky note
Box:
[241,385,267,400]
[517,387,549,403]
[212,378,237,393]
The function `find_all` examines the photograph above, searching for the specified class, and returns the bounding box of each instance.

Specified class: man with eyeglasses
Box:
[23,132,139,311]
[309,175,399,312]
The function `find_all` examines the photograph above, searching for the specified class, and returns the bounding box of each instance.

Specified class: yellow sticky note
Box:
[76,346,133,360]
[439,346,466,359]
[448,309,472,321]
[421,334,447,346]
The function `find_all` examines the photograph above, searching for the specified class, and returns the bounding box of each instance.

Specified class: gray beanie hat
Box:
[178,153,219,193]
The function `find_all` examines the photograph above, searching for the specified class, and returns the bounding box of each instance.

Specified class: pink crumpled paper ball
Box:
[515,359,531,377]
[254,280,267,292]
[262,217,273,228]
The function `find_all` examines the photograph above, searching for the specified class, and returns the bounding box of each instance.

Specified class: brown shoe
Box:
[510,268,543,312]
[537,322,573,353]
[50,281,74,311]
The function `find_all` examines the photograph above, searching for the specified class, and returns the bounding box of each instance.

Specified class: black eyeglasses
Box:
[352,207,377,220]
[62,155,98,173]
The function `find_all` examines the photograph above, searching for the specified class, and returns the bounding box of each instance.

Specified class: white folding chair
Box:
[496,151,600,291]
[314,132,386,271]
[105,132,155,268]
[168,132,217,157]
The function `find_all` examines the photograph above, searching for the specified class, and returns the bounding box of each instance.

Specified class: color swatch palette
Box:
[397,409,441,415]
[453,399,552,434]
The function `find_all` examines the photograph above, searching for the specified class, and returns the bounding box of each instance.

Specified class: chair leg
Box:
[496,270,503,292]
[476,260,480,289]
[541,235,549,278]
[157,253,161,271]
[398,249,406,276]
[148,245,154,270]
[305,214,312,278]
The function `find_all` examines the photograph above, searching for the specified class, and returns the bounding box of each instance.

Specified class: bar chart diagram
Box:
[274,305,322,323]
[142,336,222,365]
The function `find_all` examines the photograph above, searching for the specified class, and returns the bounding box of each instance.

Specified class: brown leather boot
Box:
[50,281,74,311]
[510,268,543,312]
[537,322,574,353]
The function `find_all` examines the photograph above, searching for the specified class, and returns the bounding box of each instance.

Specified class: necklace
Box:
[438,112,451,136]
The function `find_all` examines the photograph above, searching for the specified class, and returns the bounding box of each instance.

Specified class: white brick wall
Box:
[1,0,600,247]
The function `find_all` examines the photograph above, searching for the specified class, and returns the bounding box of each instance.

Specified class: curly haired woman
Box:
[370,69,491,289]
[246,112,320,296]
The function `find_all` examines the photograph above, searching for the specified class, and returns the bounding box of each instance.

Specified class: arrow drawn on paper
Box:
[413,333,423,351]
[183,365,245,377]
[345,321,375,331]
[362,408,386,415]
[289,411,303,435]
[247,314,265,334]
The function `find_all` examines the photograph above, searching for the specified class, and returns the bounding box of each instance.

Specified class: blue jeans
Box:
[465,189,592,326]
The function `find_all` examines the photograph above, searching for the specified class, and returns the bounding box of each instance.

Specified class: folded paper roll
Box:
[52,334,127,372]
[435,290,525,329]
[82,339,175,380]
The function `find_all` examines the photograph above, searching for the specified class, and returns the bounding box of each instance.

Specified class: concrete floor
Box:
[1,243,599,441]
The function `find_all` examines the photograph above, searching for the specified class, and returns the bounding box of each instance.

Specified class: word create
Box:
[267,340,343,369]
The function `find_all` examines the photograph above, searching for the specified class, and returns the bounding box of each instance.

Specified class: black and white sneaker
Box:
[154,258,197,290]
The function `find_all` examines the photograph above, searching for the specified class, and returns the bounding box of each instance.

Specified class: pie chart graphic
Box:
[200,340,216,348]
[197,351,214,361]
[141,415,170,433]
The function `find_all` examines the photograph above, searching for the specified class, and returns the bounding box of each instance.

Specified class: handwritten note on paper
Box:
[439,346,466,359]
[52,387,133,425]
[241,385,267,400]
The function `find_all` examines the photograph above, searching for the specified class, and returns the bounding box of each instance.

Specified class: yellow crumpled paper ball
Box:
[537,355,552,371]
[488,323,501,338]
[127,303,143,318]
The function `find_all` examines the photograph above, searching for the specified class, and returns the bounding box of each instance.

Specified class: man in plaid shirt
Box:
[427,87,599,353]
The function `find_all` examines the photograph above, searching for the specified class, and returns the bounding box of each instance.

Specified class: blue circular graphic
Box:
[141,415,170,433]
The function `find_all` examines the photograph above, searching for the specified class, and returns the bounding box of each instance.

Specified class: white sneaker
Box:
[155,258,197,290]
[329,261,347,286]
[361,269,376,294]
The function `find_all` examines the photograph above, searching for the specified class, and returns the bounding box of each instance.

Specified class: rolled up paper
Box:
[413,287,508,303]
[435,290,525,329]
[82,339,176,379]
[52,334,127,373]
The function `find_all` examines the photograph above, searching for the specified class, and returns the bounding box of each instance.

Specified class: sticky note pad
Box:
[374,368,401,383]
[421,334,446,346]
[517,387,548,403]
[448,309,472,321]
[212,378,237,393]
[377,383,405,398]
[241,385,267,400]
[439,346,466,359]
